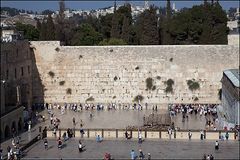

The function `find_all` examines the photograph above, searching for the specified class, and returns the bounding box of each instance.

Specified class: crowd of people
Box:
[35,102,162,113]
[169,103,219,130]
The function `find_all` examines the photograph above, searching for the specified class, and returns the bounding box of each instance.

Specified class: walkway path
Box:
[22,139,239,159]
[0,118,48,159]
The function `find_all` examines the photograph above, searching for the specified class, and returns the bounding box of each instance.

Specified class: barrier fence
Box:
[46,129,238,141]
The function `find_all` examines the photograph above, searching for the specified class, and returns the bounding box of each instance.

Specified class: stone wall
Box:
[30,41,239,105]
[1,40,33,111]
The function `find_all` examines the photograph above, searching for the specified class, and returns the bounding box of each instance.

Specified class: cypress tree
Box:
[39,19,47,40]
[56,0,66,44]
[137,6,159,45]
[111,14,120,38]
[121,16,130,43]
[166,0,172,19]
[45,14,55,40]
[204,0,208,5]
[36,19,41,31]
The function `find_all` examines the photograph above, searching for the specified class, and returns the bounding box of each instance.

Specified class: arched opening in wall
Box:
[18,118,22,131]
[11,121,16,134]
[5,125,10,138]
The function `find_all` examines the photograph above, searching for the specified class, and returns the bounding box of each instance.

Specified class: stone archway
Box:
[18,118,22,131]
[11,121,16,131]
[11,121,17,136]
[18,117,22,131]
[5,125,10,138]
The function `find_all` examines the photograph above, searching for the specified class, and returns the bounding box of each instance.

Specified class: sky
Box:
[1,1,239,12]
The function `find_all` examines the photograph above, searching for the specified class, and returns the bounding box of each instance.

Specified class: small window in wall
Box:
[6,69,9,80]
[15,68,17,79]
[28,65,30,74]
[21,67,24,76]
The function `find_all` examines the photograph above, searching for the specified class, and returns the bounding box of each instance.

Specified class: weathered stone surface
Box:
[30,41,239,104]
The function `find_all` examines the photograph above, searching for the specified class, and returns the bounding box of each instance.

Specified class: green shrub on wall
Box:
[48,71,55,78]
[114,76,118,81]
[187,79,200,91]
[194,97,199,101]
[59,81,65,86]
[66,88,72,95]
[156,76,161,80]
[164,79,174,94]
[134,95,144,102]
[146,77,154,90]
[86,96,94,102]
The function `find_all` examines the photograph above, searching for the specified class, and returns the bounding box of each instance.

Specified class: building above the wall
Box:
[1,27,24,42]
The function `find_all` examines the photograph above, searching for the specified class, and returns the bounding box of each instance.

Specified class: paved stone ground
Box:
[44,109,209,130]
[47,109,156,129]
[22,139,239,159]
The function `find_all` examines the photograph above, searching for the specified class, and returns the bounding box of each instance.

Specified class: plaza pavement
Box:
[45,108,209,130]
[22,138,239,159]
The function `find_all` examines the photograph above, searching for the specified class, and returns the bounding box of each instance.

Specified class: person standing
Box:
[138,131,143,143]
[130,149,137,160]
[202,154,207,160]
[72,117,76,126]
[78,140,83,152]
[225,131,229,140]
[210,154,214,160]
[188,130,192,140]
[168,128,172,139]
[28,120,31,132]
[44,139,48,150]
[215,140,219,150]
[207,155,210,160]
[147,153,151,160]
[200,130,204,140]
[58,137,62,149]
[139,149,144,160]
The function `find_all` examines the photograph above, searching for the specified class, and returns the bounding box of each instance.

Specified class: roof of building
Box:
[224,69,240,88]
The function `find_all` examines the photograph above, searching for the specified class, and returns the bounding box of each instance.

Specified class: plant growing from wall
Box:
[48,71,55,78]
[86,96,94,102]
[145,77,157,91]
[66,88,72,95]
[114,76,118,81]
[152,86,156,91]
[59,81,65,86]
[164,79,174,94]
[145,77,152,89]
[187,79,200,91]
[113,96,116,99]
[194,97,199,101]
[134,95,144,102]
[55,47,60,52]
